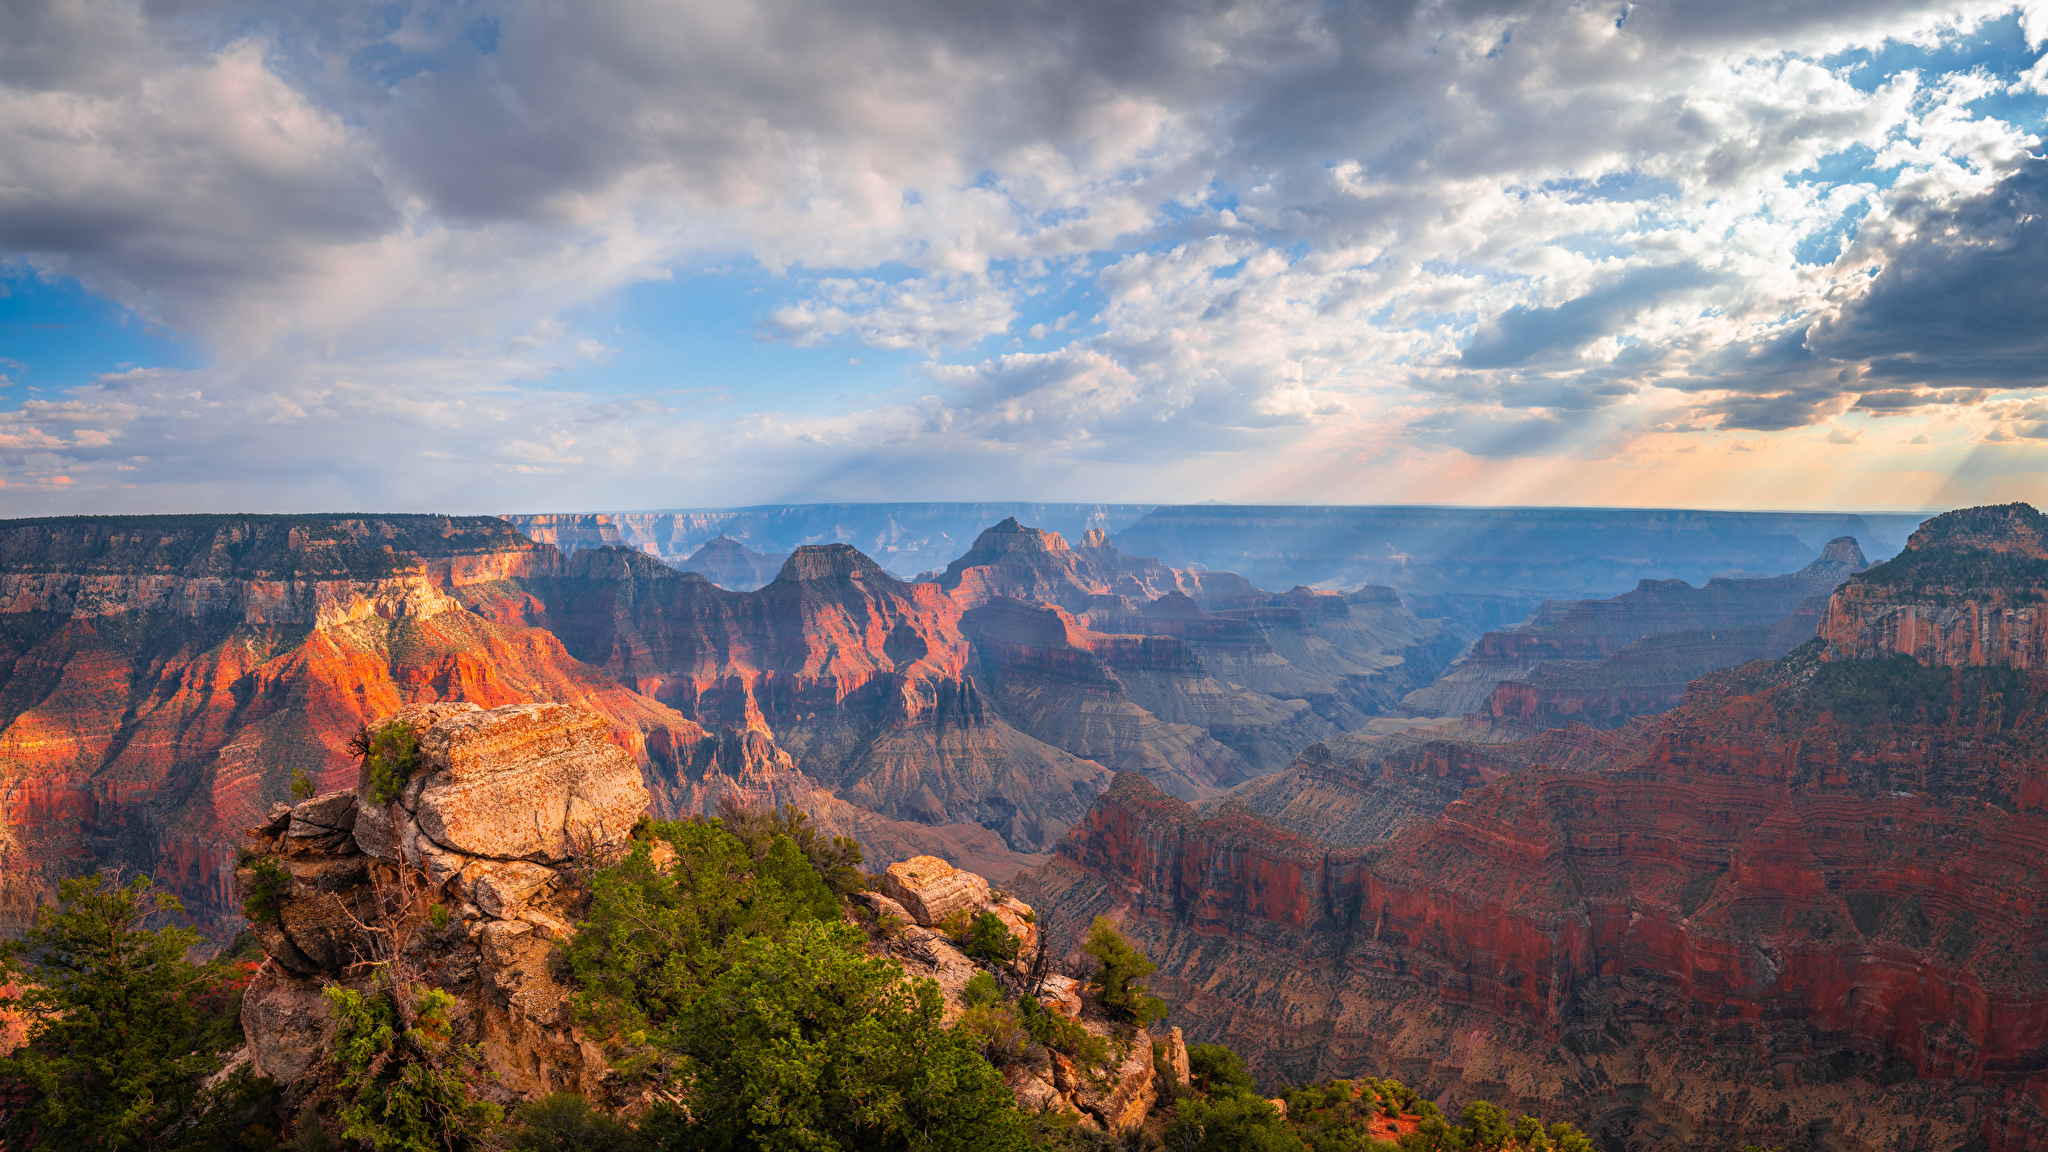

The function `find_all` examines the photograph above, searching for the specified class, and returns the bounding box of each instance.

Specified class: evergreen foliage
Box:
[324,984,502,1152]
[353,719,422,806]
[1186,1044,1254,1095]
[713,797,867,896]
[563,810,1040,1150]
[502,1092,638,1152]
[652,919,1034,1151]
[564,819,839,1040]
[962,970,1005,1008]
[241,855,293,926]
[1082,917,1167,1025]
[965,911,1022,964]
[0,874,269,1151]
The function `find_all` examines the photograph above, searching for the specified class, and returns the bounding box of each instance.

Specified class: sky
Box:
[3,0,2048,515]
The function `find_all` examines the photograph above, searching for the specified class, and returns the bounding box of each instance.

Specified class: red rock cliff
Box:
[1017,507,2048,1152]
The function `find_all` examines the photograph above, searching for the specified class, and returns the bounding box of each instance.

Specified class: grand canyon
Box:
[4,501,2044,1151]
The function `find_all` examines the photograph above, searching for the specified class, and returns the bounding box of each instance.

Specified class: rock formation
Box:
[0,514,718,942]
[1015,506,2048,1152]
[857,862,1160,1133]
[237,702,642,1109]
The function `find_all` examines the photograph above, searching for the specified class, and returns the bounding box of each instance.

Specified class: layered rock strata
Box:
[237,703,641,1111]
[1016,506,2048,1152]
[0,514,719,940]
[1407,537,1867,723]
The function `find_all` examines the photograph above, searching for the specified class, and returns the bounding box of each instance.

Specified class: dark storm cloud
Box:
[1807,157,2048,386]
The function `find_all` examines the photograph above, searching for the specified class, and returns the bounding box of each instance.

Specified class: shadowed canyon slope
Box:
[1014,504,2048,1152]
[1404,536,1871,728]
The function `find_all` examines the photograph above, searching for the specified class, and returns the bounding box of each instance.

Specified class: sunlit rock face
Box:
[1015,505,2048,1152]
[0,514,718,943]
[237,702,645,1112]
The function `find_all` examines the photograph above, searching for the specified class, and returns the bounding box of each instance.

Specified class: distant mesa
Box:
[679,533,787,591]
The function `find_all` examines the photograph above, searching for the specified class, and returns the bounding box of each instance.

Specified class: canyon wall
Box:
[1405,537,1868,725]
[1015,505,2048,1152]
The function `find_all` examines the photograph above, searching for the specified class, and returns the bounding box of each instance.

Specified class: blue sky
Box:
[3,0,2047,514]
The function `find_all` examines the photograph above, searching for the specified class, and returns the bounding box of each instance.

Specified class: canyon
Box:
[0,509,1452,942]
[1014,503,2048,1152]
[1406,535,1871,728]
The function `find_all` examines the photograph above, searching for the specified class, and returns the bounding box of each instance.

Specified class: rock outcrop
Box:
[0,514,719,942]
[677,535,787,591]
[1823,503,2048,668]
[859,860,1156,1133]
[1015,506,2048,1152]
[238,702,641,1112]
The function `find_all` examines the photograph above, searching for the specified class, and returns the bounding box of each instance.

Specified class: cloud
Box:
[1,0,2046,512]
[1807,157,2048,385]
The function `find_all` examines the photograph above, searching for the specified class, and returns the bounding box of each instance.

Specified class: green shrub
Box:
[289,765,317,801]
[354,719,422,806]
[965,911,1021,965]
[242,854,294,926]
[713,797,866,896]
[957,1003,1030,1066]
[326,984,501,1152]
[504,1092,638,1152]
[1083,916,1167,1025]
[565,820,839,1041]
[654,920,1034,1151]
[963,970,1005,1008]
[1187,1043,1255,1097]
[1016,994,1109,1070]
[1166,1092,1305,1152]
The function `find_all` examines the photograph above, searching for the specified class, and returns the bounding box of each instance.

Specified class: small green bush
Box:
[326,984,501,1152]
[1188,1043,1255,1097]
[1083,916,1167,1025]
[289,765,317,801]
[965,911,1021,965]
[354,719,422,806]
[504,1092,638,1152]
[242,855,293,926]
[1016,995,1108,1070]
[956,1003,1030,1066]
[962,970,1005,1008]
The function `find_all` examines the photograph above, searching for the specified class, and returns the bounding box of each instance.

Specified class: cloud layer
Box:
[3,0,2047,512]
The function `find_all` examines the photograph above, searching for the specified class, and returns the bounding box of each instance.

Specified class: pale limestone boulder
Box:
[351,701,483,862]
[479,919,576,1028]
[286,790,360,855]
[413,703,647,864]
[1164,1026,1191,1087]
[881,855,991,926]
[1042,973,1084,1019]
[1070,1034,1156,1133]
[463,860,557,920]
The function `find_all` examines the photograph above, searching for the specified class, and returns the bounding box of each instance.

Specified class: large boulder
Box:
[355,702,648,876]
[880,855,991,925]
[413,704,647,864]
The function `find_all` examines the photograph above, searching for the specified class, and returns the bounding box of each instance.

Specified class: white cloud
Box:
[1,0,2046,512]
